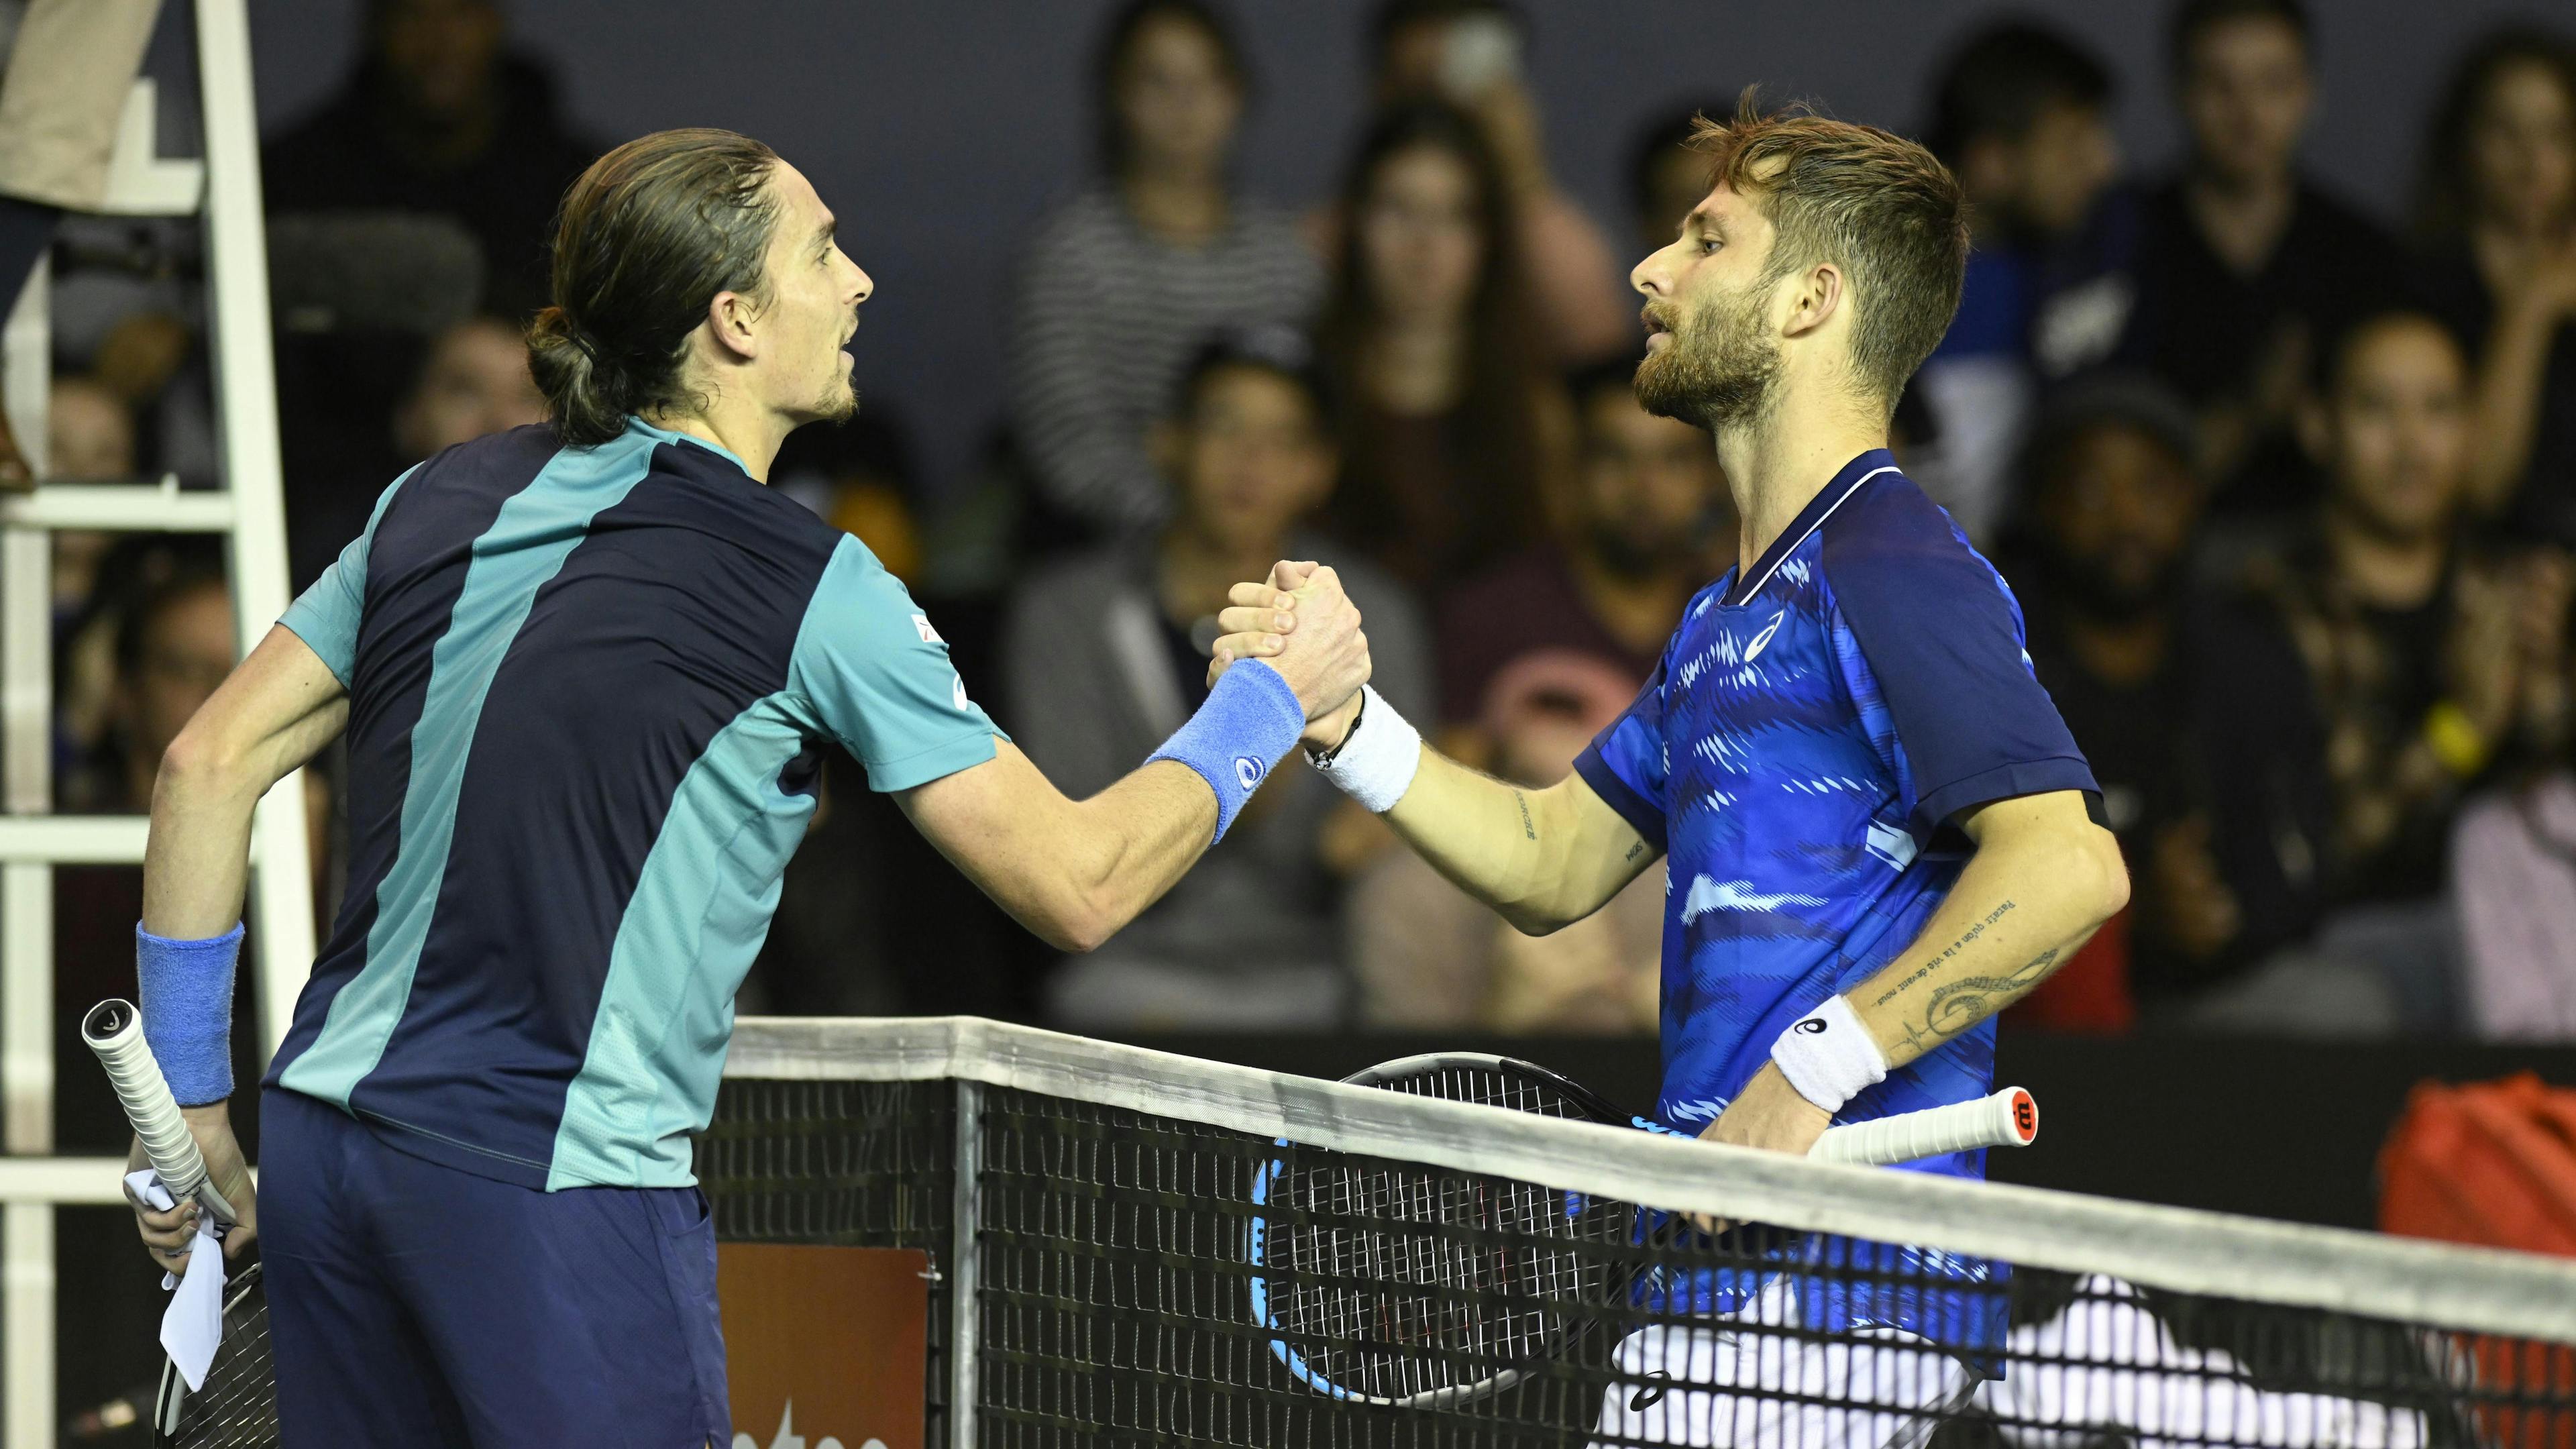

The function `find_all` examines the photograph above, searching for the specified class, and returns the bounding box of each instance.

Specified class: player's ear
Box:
[1781,261,1843,341]
[705,288,761,363]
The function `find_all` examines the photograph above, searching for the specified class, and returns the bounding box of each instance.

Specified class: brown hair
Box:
[1317,101,1548,584]
[2414,28,2576,246]
[1686,95,1970,409]
[527,129,783,447]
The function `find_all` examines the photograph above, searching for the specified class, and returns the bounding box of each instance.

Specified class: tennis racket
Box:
[81,999,278,1447]
[1246,1052,2038,1408]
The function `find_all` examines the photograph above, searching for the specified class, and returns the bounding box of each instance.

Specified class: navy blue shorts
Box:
[258,1087,731,1448]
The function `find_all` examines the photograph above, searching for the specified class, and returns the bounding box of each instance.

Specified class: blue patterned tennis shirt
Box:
[1575,448,2097,1172]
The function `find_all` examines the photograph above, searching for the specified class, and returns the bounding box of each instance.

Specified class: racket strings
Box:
[1260,1063,1625,1402]
[162,1265,276,1448]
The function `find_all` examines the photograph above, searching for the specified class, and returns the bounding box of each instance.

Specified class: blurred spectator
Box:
[1437,356,1728,727]
[2449,547,2576,1038]
[1350,653,1659,1031]
[1319,101,1570,592]
[1356,0,1631,362]
[2127,0,2407,507]
[2178,313,2514,1032]
[0,0,164,490]
[1002,334,1430,1029]
[46,376,132,760]
[392,313,546,461]
[105,561,232,816]
[262,0,601,318]
[2413,30,2576,539]
[1011,0,1325,537]
[286,313,543,586]
[1917,22,2129,541]
[2002,376,2206,1032]
[44,374,132,480]
[1629,103,1735,257]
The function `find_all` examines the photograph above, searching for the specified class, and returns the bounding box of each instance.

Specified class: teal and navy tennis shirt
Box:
[265,417,1003,1191]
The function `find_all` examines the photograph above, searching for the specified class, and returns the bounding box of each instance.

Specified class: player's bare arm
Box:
[904,566,1371,954]
[144,626,347,938]
[128,623,347,1270]
[1212,574,1656,935]
[1707,790,2127,1159]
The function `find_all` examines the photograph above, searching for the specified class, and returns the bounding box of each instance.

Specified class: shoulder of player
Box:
[1814,470,2017,621]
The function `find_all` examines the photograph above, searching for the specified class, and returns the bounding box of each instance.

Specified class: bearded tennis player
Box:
[123,128,1368,1446]
[1216,99,2128,1448]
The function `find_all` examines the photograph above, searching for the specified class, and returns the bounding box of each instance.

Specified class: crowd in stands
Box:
[24,0,2576,1043]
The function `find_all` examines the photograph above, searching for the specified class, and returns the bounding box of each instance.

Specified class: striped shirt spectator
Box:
[1011,186,1322,533]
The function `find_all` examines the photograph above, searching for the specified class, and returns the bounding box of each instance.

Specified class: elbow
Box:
[154,726,244,809]
[2077,823,2131,925]
[1501,903,1574,938]
[1034,888,1122,956]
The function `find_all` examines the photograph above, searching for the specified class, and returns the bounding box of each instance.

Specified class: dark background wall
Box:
[232,0,2563,498]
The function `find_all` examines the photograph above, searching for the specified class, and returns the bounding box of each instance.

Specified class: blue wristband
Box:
[1148,657,1307,843]
[136,922,241,1107]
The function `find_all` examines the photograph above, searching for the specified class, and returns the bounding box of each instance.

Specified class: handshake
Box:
[1206,559,1373,753]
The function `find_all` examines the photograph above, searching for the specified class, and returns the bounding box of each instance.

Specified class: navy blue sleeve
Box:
[1822,492,2096,834]
[1571,656,1670,853]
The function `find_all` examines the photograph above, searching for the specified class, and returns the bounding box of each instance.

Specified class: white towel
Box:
[123,1169,225,1391]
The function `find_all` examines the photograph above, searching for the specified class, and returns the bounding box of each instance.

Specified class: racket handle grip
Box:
[83,999,234,1224]
[1809,1086,2038,1167]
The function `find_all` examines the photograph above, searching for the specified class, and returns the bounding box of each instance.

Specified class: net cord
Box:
[724,1015,2576,1344]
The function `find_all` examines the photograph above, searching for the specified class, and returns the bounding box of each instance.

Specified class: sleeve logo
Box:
[953,676,971,711]
[912,612,943,645]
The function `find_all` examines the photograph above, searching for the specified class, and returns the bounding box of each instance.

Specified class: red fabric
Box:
[2379,1075,2576,1449]
[2005,904,2135,1034]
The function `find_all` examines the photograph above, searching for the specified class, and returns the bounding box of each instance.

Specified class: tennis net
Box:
[706,1017,2576,1449]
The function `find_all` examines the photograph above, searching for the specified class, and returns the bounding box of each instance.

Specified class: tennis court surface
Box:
[706,1017,2576,1449]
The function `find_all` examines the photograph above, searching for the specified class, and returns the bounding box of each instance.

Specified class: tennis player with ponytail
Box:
[123,128,1370,1446]
[1214,100,2129,1448]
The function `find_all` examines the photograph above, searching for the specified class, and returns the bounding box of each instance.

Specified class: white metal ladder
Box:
[0,2,313,1438]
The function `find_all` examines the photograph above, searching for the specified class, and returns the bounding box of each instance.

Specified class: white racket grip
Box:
[83,999,235,1225]
[1809,1086,2037,1167]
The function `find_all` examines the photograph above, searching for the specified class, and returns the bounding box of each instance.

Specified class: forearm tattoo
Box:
[1513,791,1537,841]
[1870,900,2017,1008]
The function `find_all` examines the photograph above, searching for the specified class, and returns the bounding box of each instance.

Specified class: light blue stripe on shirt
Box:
[277,429,660,1110]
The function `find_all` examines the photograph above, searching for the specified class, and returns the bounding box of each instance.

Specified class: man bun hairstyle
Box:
[1686,93,1970,413]
[527,128,784,448]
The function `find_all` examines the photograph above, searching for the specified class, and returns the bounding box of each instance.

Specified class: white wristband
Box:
[1769,994,1888,1114]
[1307,685,1421,812]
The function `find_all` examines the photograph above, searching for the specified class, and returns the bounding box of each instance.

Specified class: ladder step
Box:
[0,480,233,532]
[97,80,205,219]
[0,1158,157,1205]
[0,817,147,863]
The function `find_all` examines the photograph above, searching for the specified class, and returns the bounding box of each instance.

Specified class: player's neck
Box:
[645,400,789,484]
[1714,390,1887,576]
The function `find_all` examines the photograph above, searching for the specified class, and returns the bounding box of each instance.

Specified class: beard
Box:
[1633,278,1782,432]
[812,366,861,427]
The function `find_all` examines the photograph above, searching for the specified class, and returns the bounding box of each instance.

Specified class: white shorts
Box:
[1591,1273,2433,1449]
[1591,1278,1977,1449]
[1978,1276,2430,1449]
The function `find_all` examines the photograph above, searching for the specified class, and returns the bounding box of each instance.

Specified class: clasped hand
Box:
[1207,560,1372,748]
